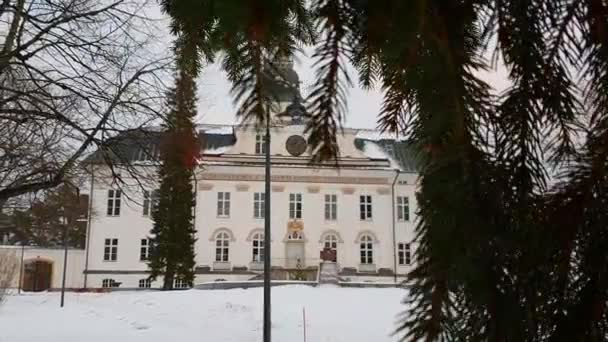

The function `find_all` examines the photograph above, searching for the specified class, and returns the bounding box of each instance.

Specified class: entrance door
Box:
[286,242,305,268]
[323,234,338,262]
[285,230,305,269]
[23,260,52,292]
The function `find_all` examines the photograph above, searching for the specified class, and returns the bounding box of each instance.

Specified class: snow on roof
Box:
[199,125,234,135]
[360,140,401,170]
[354,129,406,141]
[203,145,232,155]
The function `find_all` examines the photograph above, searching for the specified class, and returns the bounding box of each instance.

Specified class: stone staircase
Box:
[318,261,340,286]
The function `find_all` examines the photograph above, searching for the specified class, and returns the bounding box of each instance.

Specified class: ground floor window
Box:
[174,278,189,289]
[102,278,119,288]
[252,233,264,262]
[138,278,151,288]
[359,235,374,264]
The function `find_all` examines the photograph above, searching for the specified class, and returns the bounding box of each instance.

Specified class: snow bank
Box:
[0,285,408,342]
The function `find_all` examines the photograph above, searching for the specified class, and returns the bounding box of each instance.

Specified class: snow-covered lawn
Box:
[0,285,408,342]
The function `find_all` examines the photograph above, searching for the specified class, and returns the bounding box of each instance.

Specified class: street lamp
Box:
[59,206,68,308]
[59,182,83,308]
[263,108,272,342]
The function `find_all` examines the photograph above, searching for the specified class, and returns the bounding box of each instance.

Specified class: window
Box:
[102,278,118,288]
[359,235,373,264]
[107,190,121,216]
[136,144,158,161]
[217,192,231,217]
[255,134,267,155]
[359,195,372,221]
[324,234,338,251]
[103,238,118,261]
[289,193,302,219]
[398,243,412,265]
[140,238,151,261]
[324,194,337,220]
[215,232,230,262]
[174,278,188,289]
[397,196,410,221]
[138,278,151,288]
[143,190,159,216]
[254,192,265,219]
[252,233,264,263]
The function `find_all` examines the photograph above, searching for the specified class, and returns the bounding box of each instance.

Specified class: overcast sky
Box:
[148,3,513,130]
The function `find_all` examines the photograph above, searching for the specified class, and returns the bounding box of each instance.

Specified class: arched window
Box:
[359,235,374,264]
[215,231,230,262]
[324,234,338,251]
[252,233,264,262]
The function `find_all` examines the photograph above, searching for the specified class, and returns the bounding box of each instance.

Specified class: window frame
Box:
[255,134,267,155]
[252,233,265,263]
[359,235,374,264]
[215,232,230,262]
[397,196,410,222]
[324,234,338,251]
[174,278,188,289]
[140,238,151,261]
[103,238,118,262]
[143,190,159,216]
[136,143,158,162]
[359,195,373,221]
[216,192,231,218]
[106,189,121,216]
[253,192,265,219]
[398,243,412,265]
[324,194,337,221]
[289,193,302,219]
[102,278,118,288]
[138,278,151,288]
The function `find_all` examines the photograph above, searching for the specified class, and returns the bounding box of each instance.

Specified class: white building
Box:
[2,59,421,290]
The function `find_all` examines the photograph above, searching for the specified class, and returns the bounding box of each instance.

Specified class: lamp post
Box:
[263,109,272,342]
[60,206,68,308]
[59,182,82,308]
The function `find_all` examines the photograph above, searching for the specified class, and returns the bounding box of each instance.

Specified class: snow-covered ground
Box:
[0,285,408,342]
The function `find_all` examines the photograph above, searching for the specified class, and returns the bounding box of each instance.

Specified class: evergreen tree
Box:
[161,1,608,339]
[148,64,199,290]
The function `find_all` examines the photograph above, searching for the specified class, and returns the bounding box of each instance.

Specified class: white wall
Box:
[0,246,85,289]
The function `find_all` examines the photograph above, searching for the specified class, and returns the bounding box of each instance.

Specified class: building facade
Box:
[82,122,419,289]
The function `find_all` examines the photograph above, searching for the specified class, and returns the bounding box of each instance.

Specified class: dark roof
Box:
[84,128,237,164]
[84,127,420,172]
[353,138,421,172]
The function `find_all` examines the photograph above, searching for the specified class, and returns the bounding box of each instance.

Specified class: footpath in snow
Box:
[0,285,408,342]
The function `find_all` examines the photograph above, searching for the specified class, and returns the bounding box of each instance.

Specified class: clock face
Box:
[286,135,307,156]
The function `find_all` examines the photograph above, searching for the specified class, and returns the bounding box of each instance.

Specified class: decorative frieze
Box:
[200,172,389,185]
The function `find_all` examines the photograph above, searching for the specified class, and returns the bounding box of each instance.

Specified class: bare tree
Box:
[0,250,18,305]
[0,0,173,207]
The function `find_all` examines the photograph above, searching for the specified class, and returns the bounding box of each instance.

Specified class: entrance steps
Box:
[318,261,340,286]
